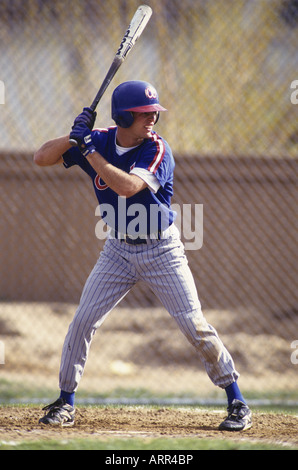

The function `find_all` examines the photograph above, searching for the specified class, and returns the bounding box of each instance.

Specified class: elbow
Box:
[118,187,139,199]
[117,177,146,198]
[33,149,44,166]
[119,191,134,199]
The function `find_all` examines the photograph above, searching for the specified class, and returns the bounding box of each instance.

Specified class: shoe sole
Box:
[219,421,252,432]
[39,419,75,427]
[60,420,75,427]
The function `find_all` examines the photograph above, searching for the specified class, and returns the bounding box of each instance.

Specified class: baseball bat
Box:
[69,4,152,146]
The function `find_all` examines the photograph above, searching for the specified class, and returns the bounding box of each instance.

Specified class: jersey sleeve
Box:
[129,167,161,193]
[62,146,94,175]
[62,146,82,168]
[134,134,175,188]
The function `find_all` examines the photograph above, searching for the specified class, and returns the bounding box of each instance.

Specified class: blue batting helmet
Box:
[111,80,167,128]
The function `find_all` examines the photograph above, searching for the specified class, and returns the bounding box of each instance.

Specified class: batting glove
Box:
[69,122,96,158]
[72,107,97,130]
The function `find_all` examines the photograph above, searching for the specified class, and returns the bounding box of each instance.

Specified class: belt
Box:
[110,229,162,245]
[121,236,149,245]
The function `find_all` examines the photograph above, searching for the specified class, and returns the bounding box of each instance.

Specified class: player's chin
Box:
[144,127,153,138]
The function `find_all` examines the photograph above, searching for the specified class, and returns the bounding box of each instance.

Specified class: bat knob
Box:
[69,138,78,147]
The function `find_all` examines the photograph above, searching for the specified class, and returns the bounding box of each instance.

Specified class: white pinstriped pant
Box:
[59,225,239,393]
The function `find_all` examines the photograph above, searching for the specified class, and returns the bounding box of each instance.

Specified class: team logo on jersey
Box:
[145,86,157,100]
[94,175,108,190]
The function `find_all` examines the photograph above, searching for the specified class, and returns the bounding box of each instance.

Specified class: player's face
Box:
[130,111,158,139]
[116,111,159,147]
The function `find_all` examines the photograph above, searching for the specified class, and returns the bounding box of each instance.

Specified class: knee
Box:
[174,308,209,339]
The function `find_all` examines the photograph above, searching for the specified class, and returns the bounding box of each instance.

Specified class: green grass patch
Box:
[0,437,295,451]
[1,380,297,408]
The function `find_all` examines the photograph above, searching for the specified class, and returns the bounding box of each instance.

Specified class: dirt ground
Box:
[0,405,297,447]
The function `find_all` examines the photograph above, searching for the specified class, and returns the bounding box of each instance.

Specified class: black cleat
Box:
[39,398,75,427]
[219,399,252,431]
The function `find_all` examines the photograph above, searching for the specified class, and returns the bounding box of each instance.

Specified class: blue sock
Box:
[60,390,75,407]
[225,382,246,406]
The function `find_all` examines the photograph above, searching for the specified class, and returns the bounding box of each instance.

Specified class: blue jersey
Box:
[62,126,176,236]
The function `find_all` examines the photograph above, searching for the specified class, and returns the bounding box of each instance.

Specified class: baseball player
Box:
[35,80,252,431]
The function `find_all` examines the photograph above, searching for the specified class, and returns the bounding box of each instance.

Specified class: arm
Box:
[33,135,71,166]
[69,119,148,198]
[86,151,147,198]
[34,109,97,167]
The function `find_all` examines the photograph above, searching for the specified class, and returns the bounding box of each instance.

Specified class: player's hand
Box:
[69,122,96,158]
[72,107,97,130]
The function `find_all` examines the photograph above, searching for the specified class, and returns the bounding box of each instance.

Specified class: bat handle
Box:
[69,57,122,147]
[90,56,123,111]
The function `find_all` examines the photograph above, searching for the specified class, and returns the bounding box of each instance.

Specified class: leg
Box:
[59,239,138,393]
[137,233,252,431]
[138,234,239,388]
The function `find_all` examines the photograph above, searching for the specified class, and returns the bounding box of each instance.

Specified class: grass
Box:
[1,380,297,406]
[0,436,295,451]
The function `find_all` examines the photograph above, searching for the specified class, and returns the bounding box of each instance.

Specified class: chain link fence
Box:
[0,0,297,403]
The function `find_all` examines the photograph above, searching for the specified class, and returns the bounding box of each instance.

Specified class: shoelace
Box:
[42,398,65,412]
[228,403,243,419]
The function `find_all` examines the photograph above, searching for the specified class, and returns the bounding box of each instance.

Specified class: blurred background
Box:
[0,0,297,405]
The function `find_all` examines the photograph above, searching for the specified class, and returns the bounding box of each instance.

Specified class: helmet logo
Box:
[145,86,157,100]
